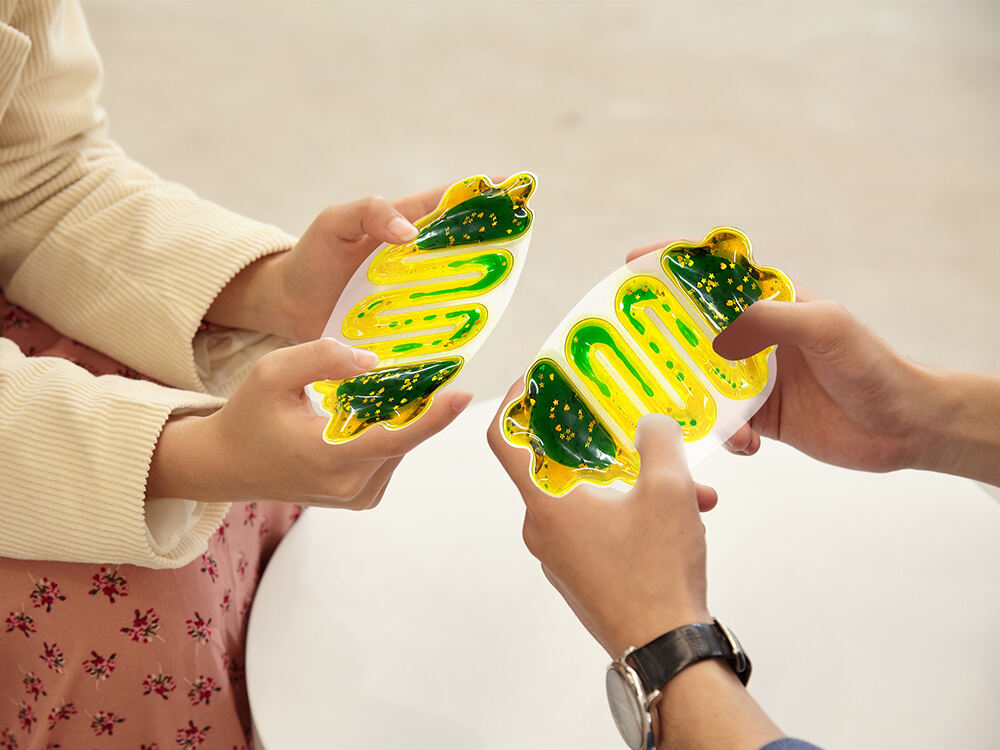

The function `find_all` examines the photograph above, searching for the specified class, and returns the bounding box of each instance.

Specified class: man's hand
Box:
[206,187,447,341]
[148,338,472,508]
[715,288,1000,486]
[487,389,786,750]
[624,241,940,474]
[713,286,930,472]
[488,386,716,657]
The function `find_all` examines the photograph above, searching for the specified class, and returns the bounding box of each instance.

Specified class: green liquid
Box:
[391,342,424,353]
[408,252,512,300]
[334,358,462,423]
[569,322,655,398]
[676,319,699,347]
[444,307,483,341]
[416,191,532,250]
[665,251,763,329]
[522,360,618,471]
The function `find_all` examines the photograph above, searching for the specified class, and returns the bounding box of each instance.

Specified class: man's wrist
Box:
[653,658,782,750]
[608,606,713,658]
[910,367,1000,486]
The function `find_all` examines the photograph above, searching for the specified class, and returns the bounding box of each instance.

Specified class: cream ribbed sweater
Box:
[0,1,296,567]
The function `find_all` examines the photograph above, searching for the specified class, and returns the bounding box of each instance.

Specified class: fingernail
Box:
[450,391,474,413]
[351,347,379,370]
[388,216,418,242]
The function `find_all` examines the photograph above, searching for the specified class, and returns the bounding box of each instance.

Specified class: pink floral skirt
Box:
[1,295,299,749]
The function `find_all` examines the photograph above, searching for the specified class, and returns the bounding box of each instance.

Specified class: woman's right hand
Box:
[147,339,472,509]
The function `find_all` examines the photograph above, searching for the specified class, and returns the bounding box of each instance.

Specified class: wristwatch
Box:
[605,618,752,750]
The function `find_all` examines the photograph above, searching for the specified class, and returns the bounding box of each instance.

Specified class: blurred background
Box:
[84,0,1000,401]
[82,1,999,748]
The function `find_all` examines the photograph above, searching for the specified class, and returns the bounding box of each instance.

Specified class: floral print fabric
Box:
[1,294,298,748]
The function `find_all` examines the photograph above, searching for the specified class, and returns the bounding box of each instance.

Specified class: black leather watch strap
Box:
[626,620,751,692]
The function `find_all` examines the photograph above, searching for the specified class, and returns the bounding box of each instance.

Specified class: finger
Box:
[345,456,402,511]
[340,388,475,459]
[257,339,379,395]
[486,380,555,510]
[695,483,719,512]
[322,195,418,245]
[393,175,512,225]
[392,185,449,224]
[625,238,680,264]
[713,298,852,361]
[723,423,761,456]
[633,413,695,501]
[790,279,820,302]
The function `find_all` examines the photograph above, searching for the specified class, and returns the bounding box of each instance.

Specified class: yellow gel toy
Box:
[500,227,794,496]
[307,173,536,444]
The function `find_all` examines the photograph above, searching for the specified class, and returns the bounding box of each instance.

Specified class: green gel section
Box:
[569,323,655,398]
[334,358,462,424]
[416,191,531,250]
[408,253,511,300]
[522,360,618,471]
[423,314,437,321]
[649,341,660,354]
[391,342,423,353]
[444,308,482,341]
[618,286,656,336]
[368,300,382,310]
[664,250,763,329]
[620,283,699,348]
[676,319,699,347]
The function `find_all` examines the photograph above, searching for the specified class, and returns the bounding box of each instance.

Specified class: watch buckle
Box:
[714,617,749,676]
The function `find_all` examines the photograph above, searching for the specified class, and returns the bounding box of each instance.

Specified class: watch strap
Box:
[626,620,750,692]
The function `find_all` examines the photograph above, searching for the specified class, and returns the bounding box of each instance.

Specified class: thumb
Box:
[713,299,848,360]
[633,413,690,492]
[348,388,475,458]
[255,338,379,394]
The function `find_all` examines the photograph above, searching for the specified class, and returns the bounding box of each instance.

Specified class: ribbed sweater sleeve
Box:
[0,338,229,567]
[0,1,296,567]
[0,1,296,393]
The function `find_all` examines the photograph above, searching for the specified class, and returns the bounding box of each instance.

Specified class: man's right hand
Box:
[713,287,1000,486]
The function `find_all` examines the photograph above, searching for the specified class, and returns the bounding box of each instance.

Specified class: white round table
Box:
[247,397,1000,749]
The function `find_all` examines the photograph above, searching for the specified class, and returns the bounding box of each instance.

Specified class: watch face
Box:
[606,664,645,750]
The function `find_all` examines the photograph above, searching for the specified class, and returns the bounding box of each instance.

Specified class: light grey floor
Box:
[83,0,1000,745]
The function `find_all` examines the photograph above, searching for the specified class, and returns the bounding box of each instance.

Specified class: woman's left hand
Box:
[207,186,447,341]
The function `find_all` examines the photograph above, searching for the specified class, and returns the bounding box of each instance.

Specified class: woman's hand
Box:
[488,388,715,657]
[148,338,472,509]
[207,187,448,341]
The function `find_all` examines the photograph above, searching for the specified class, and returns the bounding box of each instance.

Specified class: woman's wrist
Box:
[205,251,297,339]
[910,367,1000,486]
[147,414,230,503]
